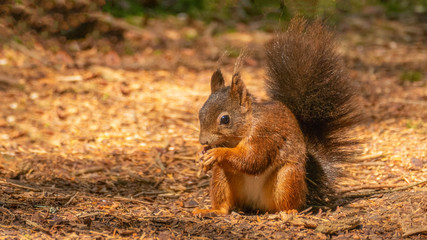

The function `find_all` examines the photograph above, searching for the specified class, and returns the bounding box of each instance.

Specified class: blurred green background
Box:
[1,0,426,58]
[102,0,427,24]
[3,0,426,42]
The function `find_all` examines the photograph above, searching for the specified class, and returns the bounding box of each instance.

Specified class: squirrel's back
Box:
[264,18,360,204]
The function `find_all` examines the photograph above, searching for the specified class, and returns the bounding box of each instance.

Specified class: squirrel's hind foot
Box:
[192,207,229,217]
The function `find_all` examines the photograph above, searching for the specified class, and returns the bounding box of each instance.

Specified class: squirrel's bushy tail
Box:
[265,18,360,204]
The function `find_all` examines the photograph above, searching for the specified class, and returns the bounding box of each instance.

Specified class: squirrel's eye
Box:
[220,115,230,125]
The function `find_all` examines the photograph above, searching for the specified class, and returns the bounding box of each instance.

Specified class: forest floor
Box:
[0,13,426,239]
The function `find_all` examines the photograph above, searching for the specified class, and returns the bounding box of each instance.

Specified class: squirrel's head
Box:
[198,70,252,148]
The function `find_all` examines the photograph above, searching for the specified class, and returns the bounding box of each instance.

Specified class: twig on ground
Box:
[0,179,41,192]
[338,183,409,194]
[64,192,79,206]
[77,212,104,219]
[113,196,152,204]
[74,166,105,176]
[402,226,427,237]
[280,213,318,228]
[134,190,167,197]
[151,150,166,173]
[153,177,165,188]
[109,213,130,223]
[0,207,14,216]
[315,218,361,234]
[26,220,49,233]
[88,12,152,36]
[299,207,313,215]
[343,179,427,198]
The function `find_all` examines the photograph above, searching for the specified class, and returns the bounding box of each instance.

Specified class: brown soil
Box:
[0,11,426,239]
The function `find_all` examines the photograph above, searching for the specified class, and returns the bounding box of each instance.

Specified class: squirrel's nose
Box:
[199,134,208,145]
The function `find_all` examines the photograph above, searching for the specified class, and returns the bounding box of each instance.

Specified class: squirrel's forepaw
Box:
[201,149,219,172]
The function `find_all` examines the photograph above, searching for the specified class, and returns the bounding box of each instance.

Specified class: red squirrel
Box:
[194,18,360,215]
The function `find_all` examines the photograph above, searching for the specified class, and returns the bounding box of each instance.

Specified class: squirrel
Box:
[193,18,360,216]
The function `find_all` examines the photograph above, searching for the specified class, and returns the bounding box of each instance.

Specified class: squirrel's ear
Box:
[211,69,225,93]
[231,73,250,111]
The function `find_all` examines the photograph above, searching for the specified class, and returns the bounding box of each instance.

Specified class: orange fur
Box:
[198,102,308,214]
[196,18,359,216]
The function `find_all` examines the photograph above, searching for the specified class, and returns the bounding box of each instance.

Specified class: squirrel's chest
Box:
[238,167,275,211]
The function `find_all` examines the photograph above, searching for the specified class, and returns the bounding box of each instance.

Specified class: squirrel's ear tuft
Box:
[231,73,250,111]
[211,69,225,93]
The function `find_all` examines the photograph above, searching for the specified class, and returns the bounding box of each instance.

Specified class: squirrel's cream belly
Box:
[241,167,275,211]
